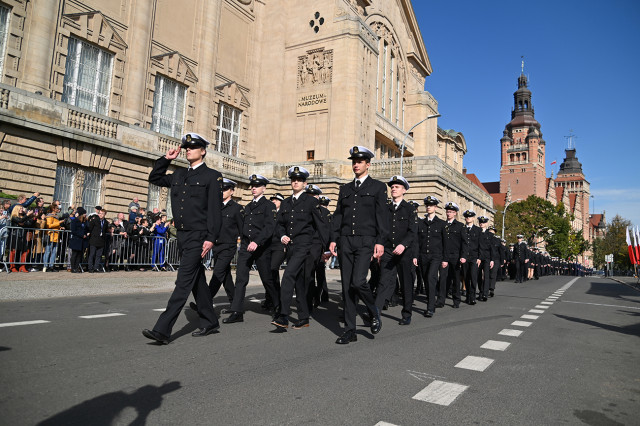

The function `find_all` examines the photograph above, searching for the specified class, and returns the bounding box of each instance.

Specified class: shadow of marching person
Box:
[37,381,181,426]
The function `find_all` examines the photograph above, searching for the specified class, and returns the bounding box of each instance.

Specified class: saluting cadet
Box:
[272,167,328,330]
[224,174,278,324]
[415,195,446,318]
[190,178,243,315]
[266,193,286,313]
[329,146,389,344]
[375,176,417,325]
[460,210,481,305]
[477,216,495,301]
[143,133,223,343]
[438,202,464,309]
[487,226,502,298]
[513,234,529,283]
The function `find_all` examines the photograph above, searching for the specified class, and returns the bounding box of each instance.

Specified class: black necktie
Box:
[292,197,297,206]
[187,167,193,174]
[355,179,361,188]
[394,204,398,211]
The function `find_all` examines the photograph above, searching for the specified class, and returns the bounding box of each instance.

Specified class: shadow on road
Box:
[554,313,640,338]
[37,381,181,426]
[0,346,11,352]
[585,281,640,304]
[573,409,626,426]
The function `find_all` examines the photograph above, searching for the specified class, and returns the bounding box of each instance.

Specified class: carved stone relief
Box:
[297,49,333,89]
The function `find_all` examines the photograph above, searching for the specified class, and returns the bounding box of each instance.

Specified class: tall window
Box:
[396,75,400,126]
[147,183,160,212]
[216,103,242,156]
[380,41,387,116]
[62,38,114,115]
[0,5,10,77]
[152,75,186,138]
[389,55,394,121]
[53,165,76,212]
[82,170,103,211]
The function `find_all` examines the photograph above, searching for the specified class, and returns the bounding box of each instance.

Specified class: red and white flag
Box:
[550,161,557,165]
[627,227,637,265]
[635,226,640,262]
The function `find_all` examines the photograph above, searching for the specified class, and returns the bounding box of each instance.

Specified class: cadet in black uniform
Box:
[316,195,332,304]
[487,226,502,298]
[330,146,389,344]
[477,216,495,301]
[438,202,464,309]
[304,185,330,310]
[143,133,223,343]
[460,210,481,305]
[266,193,286,313]
[514,234,529,283]
[272,167,328,329]
[416,195,446,318]
[224,174,278,324]
[190,178,242,315]
[375,176,417,325]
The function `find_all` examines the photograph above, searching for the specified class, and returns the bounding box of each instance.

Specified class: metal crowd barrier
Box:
[0,226,241,274]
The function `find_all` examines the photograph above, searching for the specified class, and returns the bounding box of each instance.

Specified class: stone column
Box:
[120,0,156,124]
[194,0,220,137]
[19,0,59,95]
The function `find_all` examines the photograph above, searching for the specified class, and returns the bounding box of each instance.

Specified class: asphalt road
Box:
[1,273,638,426]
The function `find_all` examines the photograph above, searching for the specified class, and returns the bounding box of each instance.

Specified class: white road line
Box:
[375,422,399,426]
[521,314,539,320]
[153,308,165,312]
[0,320,50,328]
[412,380,469,405]
[511,320,532,327]
[499,329,523,337]
[535,305,550,309]
[557,277,579,291]
[547,297,558,300]
[481,340,511,351]
[78,313,126,319]
[561,300,640,310]
[541,302,553,305]
[455,356,494,372]
[529,309,545,314]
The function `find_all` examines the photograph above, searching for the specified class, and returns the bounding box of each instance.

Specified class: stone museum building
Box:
[0,0,493,218]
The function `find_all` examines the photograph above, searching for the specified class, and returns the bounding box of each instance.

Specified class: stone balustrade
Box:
[66,108,119,139]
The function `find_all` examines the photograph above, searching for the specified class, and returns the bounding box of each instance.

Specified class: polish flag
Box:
[550,161,557,165]
[635,226,640,262]
[627,227,637,265]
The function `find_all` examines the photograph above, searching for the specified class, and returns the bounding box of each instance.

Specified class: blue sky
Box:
[412,0,640,226]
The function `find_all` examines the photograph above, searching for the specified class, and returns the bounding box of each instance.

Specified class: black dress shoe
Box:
[370,307,382,334]
[222,312,244,324]
[435,302,445,308]
[292,318,310,329]
[452,304,460,308]
[271,316,289,329]
[469,300,477,305]
[142,329,169,344]
[336,330,357,344]
[423,310,434,318]
[489,291,494,298]
[189,302,199,312]
[398,317,411,325]
[192,325,220,337]
[360,312,372,326]
[481,296,488,301]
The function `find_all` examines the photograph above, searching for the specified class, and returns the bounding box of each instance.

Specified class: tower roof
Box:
[506,73,540,130]
[557,148,584,175]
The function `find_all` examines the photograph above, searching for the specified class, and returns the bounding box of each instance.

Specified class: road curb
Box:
[608,277,640,292]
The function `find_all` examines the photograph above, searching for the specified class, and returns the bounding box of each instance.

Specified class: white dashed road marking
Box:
[535,305,549,309]
[412,380,469,406]
[511,320,532,327]
[481,340,511,351]
[455,356,494,372]
[499,329,523,337]
[521,314,539,320]
[374,422,399,426]
[78,313,126,319]
[561,301,640,310]
[0,320,50,328]
[529,309,545,314]
[541,301,553,305]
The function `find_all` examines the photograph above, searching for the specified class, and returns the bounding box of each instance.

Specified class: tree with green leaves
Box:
[591,215,633,270]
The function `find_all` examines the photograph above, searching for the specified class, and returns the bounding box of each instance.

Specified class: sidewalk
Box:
[0,268,343,302]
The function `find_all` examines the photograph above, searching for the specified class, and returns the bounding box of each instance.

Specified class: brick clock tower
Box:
[499,73,547,200]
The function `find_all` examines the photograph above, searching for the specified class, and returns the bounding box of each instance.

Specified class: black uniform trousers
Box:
[280,241,313,320]
[419,256,441,312]
[488,261,499,291]
[515,260,526,283]
[478,259,492,298]
[232,242,278,313]
[338,235,378,332]
[461,260,479,303]
[269,243,286,306]
[153,230,218,336]
[314,257,329,301]
[439,258,461,307]
[375,248,414,319]
[208,243,237,302]
[305,242,324,310]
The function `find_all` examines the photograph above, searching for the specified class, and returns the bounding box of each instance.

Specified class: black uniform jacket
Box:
[242,196,277,247]
[478,229,496,261]
[490,235,502,263]
[87,216,109,248]
[149,156,223,243]
[385,200,417,252]
[217,200,244,245]
[460,224,481,261]
[331,176,390,245]
[513,241,529,261]
[277,192,329,248]
[442,219,464,262]
[417,215,445,260]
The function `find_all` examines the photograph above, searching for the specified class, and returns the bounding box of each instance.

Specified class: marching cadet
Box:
[329,146,389,344]
[487,226,502,298]
[266,193,286,313]
[460,210,481,305]
[498,239,507,281]
[415,195,445,318]
[272,167,328,330]
[374,176,417,325]
[513,234,529,283]
[532,247,541,280]
[190,178,243,314]
[143,132,223,344]
[315,195,332,304]
[438,202,464,309]
[477,216,495,301]
[507,243,516,279]
[304,184,327,311]
[409,201,425,296]
[224,174,278,324]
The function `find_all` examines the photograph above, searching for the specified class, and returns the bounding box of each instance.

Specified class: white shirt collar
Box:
[188,162,204,170]
[355,175,369,184]
[253,195,264,203]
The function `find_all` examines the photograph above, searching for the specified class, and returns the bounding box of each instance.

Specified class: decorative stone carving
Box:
[297,49,333,88]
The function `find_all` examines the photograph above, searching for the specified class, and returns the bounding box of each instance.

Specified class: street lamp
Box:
[394,114,441,176]
[591,195,594,213]
[501,198,522,240]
